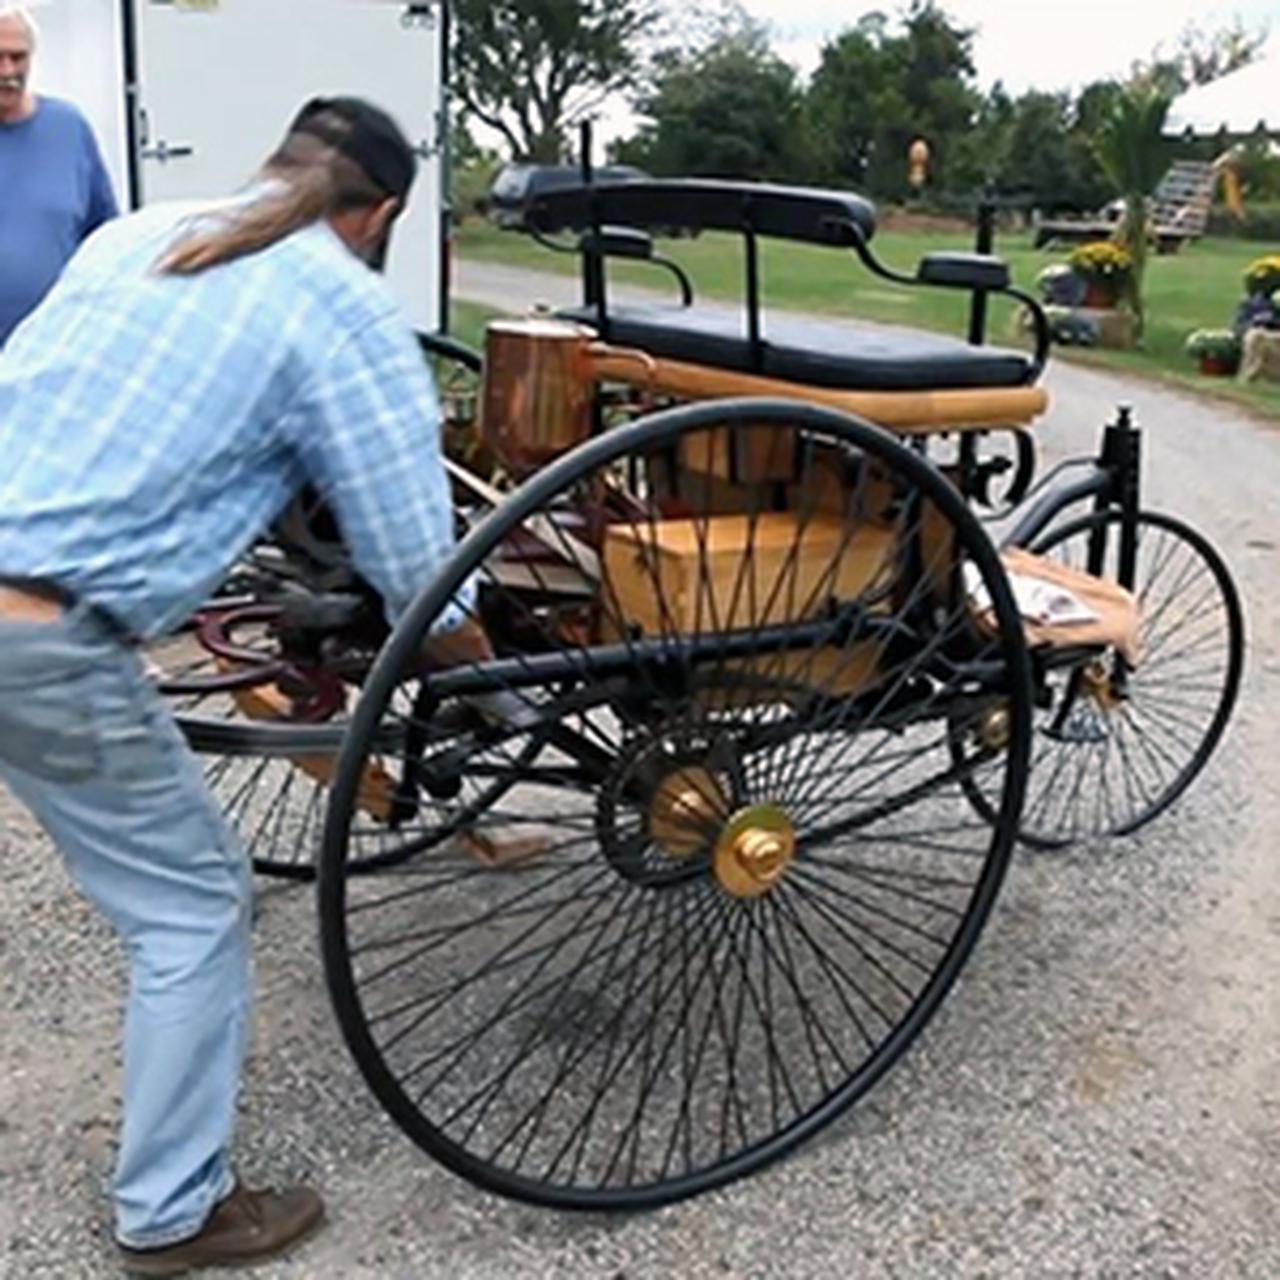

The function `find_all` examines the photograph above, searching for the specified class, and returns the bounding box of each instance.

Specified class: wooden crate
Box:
[603,512,894,636]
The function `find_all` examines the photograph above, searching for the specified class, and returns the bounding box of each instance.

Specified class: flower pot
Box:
[1199,356,1234,377]
[1083,283,1117,310]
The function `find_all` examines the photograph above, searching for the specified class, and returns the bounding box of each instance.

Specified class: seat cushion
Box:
[558,303,1037,392]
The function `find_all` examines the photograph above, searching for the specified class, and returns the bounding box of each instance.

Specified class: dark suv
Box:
[486,163,648,229]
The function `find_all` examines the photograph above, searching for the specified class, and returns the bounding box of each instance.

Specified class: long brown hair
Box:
[156,115,390,277]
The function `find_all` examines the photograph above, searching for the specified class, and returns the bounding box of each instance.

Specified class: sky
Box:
[744,0,1278,93]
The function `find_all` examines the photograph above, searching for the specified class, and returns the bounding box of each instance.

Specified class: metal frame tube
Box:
[118,0,142,209]
[1001,466,1110,550]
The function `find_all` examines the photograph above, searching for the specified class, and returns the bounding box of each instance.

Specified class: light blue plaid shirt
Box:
[0,197,456,639]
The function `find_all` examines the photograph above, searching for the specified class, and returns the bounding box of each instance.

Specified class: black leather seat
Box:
[558,303,1037,392]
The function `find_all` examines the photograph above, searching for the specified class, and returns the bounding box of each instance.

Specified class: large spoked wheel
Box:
[319,399,1034,1209]
[155,611,537,881]
[1007,509,1243,848]
[149,611,352,880]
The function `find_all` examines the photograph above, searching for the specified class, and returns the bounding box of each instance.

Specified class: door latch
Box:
[140,140,195,163]
[401,3,437,29]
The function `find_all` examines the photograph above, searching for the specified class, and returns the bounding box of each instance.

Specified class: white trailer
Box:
[29,0,450,333]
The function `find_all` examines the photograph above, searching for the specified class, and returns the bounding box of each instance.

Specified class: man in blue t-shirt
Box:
[0,5,118,345]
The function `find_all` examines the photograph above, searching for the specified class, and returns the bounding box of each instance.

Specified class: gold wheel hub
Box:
[1081,660,1122,713]
[714,805,797,899]
[977,703,1012,751]
[648,767,727,860]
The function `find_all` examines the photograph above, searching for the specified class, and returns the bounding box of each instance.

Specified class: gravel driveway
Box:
[3,264,1278,1278]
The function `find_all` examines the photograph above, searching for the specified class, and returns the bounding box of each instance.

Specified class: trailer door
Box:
[130,0,445,332]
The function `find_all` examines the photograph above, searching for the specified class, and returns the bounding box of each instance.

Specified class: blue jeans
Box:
[0,602,251,1248]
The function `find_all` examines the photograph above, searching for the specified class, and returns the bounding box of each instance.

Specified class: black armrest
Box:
[416,330,483,372]
[577,224,694,307]
[917,252,1010,291]
[578,225,654,260]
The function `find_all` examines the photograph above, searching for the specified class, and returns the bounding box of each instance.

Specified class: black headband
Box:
[289,96,417,201]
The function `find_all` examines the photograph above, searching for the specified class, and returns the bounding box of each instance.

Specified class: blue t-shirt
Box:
[0,96,118,346]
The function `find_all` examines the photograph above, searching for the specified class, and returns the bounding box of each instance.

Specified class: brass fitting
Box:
[714,806,797,899]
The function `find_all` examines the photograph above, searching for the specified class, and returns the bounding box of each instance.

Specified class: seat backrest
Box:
[528,179,879,248]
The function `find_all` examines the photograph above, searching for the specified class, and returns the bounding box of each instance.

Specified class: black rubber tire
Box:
[957,509,1243,850]
[318,398,1034,1210]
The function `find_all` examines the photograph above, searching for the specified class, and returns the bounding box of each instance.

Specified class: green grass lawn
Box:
[449,298,502,352]
[454,219,1280,420]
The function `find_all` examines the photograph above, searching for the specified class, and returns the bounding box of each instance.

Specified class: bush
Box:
[452,155,504,221]
[1206,203,1280,242]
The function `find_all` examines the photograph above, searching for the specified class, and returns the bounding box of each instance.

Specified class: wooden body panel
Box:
[603,512,894,636]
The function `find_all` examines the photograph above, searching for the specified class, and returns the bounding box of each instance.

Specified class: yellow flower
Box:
[1068,240,1133,282]
[1244,255,1280,297]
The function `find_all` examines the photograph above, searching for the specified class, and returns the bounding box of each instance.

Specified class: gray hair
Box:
[0,3,38,48]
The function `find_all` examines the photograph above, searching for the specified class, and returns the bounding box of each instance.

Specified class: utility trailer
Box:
[31,0,450,332]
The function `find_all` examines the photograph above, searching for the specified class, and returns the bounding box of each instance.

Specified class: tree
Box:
[1094,85,1174,338]
[449,115,504,220]
[616,18,812,182]
[945,81,1013,193]
[1135,18,1269,95]
[898,0,981,155]
[948,83,1119,214]
[1173,20,1267,87]
[1063,80,1127,211]
[806,1,980,199]
[806,24,911,193]
[451,0,660,163]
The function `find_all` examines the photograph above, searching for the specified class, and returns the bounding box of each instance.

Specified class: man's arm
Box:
[79,117,118,240]
[283,313,460,624]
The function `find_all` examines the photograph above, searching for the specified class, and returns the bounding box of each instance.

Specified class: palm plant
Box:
[1093,85,1173,339]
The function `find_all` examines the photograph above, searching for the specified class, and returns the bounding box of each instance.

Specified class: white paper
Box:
[964,563,1101,627]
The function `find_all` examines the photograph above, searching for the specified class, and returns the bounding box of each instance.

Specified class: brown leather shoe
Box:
[117,1181,325,1276]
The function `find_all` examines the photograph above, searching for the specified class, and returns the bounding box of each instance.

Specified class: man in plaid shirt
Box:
[0,97,453,1274]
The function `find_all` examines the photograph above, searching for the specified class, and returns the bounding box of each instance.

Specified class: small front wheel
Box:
[1014,509,1243,847]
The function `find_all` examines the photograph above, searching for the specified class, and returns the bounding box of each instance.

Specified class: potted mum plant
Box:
[1185,330,1242,377]
[1068,241,1134,309]
[1244,255,1280,300]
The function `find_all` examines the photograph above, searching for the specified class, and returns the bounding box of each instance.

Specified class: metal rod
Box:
[1114,406,1142,588]
[119,0,143,209]
[579,121,605,317]
[422,612,890,698]
[968,185,996,346]
[744,218,763,372]
[438,0,452,334]
[1001,466,1110,550]
[579,119,594,185]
